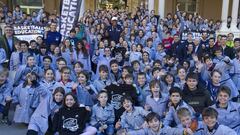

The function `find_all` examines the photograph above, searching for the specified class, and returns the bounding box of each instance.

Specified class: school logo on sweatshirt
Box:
[111,94,123,110]
[63,118,79,132]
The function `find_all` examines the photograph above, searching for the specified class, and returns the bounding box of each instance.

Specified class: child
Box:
[92,47,112,79]
[75,40,92,71]
[53,93,97,135]
[115,96,149,131]
[118,65,133,84]
[211,86,240,134]
[231,48,240,90]
[131,60,142,81]
[19,40,32,65]
[76,70,97,107]
[182,72,213,114]
[14,55,41,87]
[55,57,67,81]
[164,87,195,127]
[125,112,184,135]
[155,43,166,61]
[90,91,115,135]
[39,56,53,77]
[12,72,43,124]
[10,41,21,71]
[61,39,76,68]
[0,68,12,124]
[72,62,84,82]
[136,72,151,105]
[145,80,168,120]
[207,69,222,102]
[40,68,62,93]
[93,65,111,93]
[27,87,65,135]
[129,44,142,63]
[162,72,180,94]
[202,107,237,135]
[109,59,121,84]
[177,107,204,135]
[176,66,187,90]
[59,66,75,93]
[50,46,62,70]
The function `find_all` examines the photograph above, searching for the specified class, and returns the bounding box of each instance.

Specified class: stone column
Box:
[148,0,154,12]
[230,0,240,31]
[158,0,165,19]
[220,0,230,31]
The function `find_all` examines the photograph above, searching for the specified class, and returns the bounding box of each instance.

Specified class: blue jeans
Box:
[96,124,114,135]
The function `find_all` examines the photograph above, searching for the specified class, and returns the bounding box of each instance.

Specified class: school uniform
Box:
[9,51,20,71]
[75,51,92,71]
[128,123,184,135]
[230,58,240,90]
[90,103,115,134]
[76,83,97,107]
[137,83,151,105]
[13,64,41,86]
[129,52,142,63]
[120,106,149,131]
[154,50,166,61]
[163,100,195,127]
[93,78,111,93]
[12,84,40,123]
[206,81,220,102]
[202,123,237,135]
[28,94,61,134]
[214,60,239,98]
[40,80,62,93]
[58,80,75,93]
[211,101,240,134]
[61,49,76,68]
[177,120,205,135]
[0,80,12,106]
[0,48,6,64]
[18,51,32,65]
[49,54,61,70]
[109,70,122,84]
[92,55,112,79]
[145,94,169,119]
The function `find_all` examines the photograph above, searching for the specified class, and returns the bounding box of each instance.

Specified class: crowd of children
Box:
[0,3,240,135]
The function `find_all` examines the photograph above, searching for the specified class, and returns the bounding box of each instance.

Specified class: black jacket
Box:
[53,106,90,135]
[105,83,138,123]
[182,84,213,114]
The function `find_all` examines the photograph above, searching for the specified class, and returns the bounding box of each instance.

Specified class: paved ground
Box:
[0,106,27,135]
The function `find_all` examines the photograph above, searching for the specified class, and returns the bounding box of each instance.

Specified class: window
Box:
[177,0,199,13]
[13,0,43,14]
[96,0,126,10]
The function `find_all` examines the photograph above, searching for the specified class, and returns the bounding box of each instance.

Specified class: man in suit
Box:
[0,25,19,67]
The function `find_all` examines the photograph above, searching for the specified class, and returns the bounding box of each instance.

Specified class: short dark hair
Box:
[99,64,109,73]
[186,72,199,81]
[169,87,183,97]
[145,112,160,123]
[202,107,218,119]
[43,56,52,62]
[110,59,119,66]
[217,86,231,97]
[20,40,29,47]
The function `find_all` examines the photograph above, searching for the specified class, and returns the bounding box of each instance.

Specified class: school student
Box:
[201,107,237,135]
[90,91,115,135]
[53,93,97,135]
[14,55,41,87]
[12,72,45,124]
[163,87,195,127]
[145,80,168,120]
[176,107,204,135]
[40,68,62,93]
[76,70,97,107]
[58,66,75,93]
[10,41,21,71]
[93,65,112,93]
[207,69,222,102]
[211,86,240,134]
[136,72,151,105]
[124,112,184,135]
[27,87,65,135]
[109,59,121,84]
[72,62,84,82]
[115,96,149,131]
[182,72,213,115]
[0,68,13,125]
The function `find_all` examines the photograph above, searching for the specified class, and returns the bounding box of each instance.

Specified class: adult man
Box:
[0,25,18,61]
[45,22,62,47]
[106,17,122,44]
